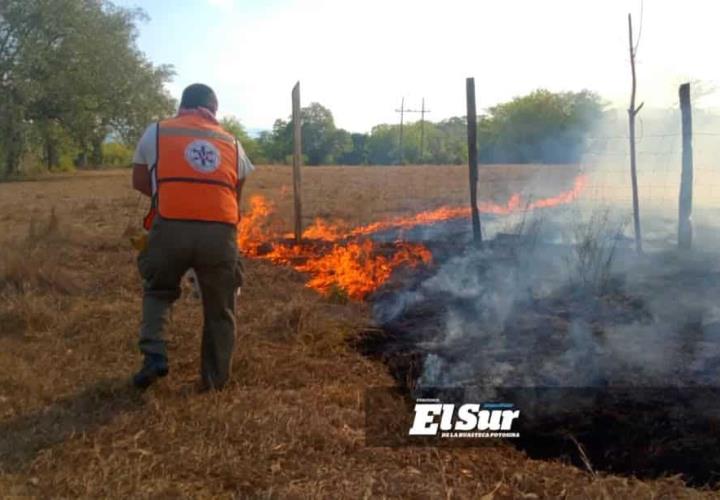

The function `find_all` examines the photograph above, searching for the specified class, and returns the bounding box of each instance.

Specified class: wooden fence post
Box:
[627,13,644,254]
[292,81,303,244]
[678,82,693,250]
[466,77,482,244]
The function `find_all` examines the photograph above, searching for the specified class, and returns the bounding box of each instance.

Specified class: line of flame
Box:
[238,174,587,299]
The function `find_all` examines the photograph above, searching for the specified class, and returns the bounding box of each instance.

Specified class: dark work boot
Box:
[132,354,169,389]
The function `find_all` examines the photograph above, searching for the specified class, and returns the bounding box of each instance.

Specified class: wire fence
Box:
[569,122,720,248]
[430,112,720,250]
[582,134,714,199]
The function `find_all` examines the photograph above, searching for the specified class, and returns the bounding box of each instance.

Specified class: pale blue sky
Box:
[117,0,720,132]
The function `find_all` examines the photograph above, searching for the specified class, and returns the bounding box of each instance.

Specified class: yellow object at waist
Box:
[130,233,148,252]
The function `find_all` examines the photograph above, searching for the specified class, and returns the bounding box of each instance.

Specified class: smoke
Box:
[581,106,720,234]
[363,104,720,484]
[367,104,720,390]
[372,204,720,389]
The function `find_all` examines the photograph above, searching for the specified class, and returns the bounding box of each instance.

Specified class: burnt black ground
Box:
[356,227,720,486]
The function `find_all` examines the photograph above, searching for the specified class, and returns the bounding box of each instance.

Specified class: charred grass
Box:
[0,167,715,497]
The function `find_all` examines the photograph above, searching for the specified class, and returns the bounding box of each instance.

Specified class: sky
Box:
[115,0,720,133]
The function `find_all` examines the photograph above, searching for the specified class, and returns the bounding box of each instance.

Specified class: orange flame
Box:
[237,195,275,256]
[296,240,431,300]
[238,174,587,300]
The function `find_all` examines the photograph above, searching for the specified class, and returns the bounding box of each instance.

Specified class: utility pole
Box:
[395,97,406,165]
[394,98,428,164]
[419,98,431,161]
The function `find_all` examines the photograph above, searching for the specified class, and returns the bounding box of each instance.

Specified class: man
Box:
[131,83,254,391]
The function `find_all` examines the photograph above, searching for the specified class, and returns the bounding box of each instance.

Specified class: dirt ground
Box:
[0,165,715,498]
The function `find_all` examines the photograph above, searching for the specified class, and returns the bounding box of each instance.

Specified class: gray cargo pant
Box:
[137,217,239,389]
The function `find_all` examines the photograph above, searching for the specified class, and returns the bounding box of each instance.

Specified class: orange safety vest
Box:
[144,114,239,229]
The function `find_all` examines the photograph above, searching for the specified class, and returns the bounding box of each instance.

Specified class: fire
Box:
[238,174,587,300]
[296,240,431,300]
[344,174,587,237]
[300,218,347,241]
[237,195,275,256]
[238,215,432,300]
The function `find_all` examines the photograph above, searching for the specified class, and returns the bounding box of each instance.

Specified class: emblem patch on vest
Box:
[184,140,221,173]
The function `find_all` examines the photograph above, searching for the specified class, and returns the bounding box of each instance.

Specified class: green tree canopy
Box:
[257,102,352,166]
[220,115,265,164]
[0,0,175,176]
[478,89,604,164]
[255,90,602,167]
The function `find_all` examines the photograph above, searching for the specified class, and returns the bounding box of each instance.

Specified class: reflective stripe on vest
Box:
[158,127,236,144]
[153,114,239,225]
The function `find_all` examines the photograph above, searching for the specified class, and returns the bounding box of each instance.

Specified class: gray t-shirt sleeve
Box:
[236,140,255,180]
[133,124,157,167]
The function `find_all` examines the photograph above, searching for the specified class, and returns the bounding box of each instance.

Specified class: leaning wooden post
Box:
[292,81,303,244]
[627,13,644,254]
[678,82,693,250]
[466,77,482,244]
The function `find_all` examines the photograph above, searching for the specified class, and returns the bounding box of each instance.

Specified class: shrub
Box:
[567,209,628,293]
[102,142,133,167]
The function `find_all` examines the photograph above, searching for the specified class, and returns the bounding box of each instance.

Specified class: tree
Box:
[258,102,351,165]
[258,119,292,163]
[254,89,602,167]
[220,115,264,164]
[296,102,350,165]
[434,117,467,164]
[478,89,604,164]
[0,0,175,176]
[366,124,399,165]
[235,90,604,168]
[363,119,467,165]
[336,132,368,165]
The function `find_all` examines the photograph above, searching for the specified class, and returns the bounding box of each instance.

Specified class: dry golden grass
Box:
[0,166,715,497]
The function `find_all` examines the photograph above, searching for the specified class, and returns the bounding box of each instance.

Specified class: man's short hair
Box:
[180,83,218,111]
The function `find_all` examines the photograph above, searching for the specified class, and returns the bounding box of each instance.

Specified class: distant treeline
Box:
[0,1,603,177]
[242,89,604,166]
[0,0,175,177]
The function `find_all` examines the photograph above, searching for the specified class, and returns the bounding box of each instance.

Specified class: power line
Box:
[394,97,430,164]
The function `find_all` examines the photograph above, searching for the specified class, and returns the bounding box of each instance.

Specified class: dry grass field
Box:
[0,165,714,497]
